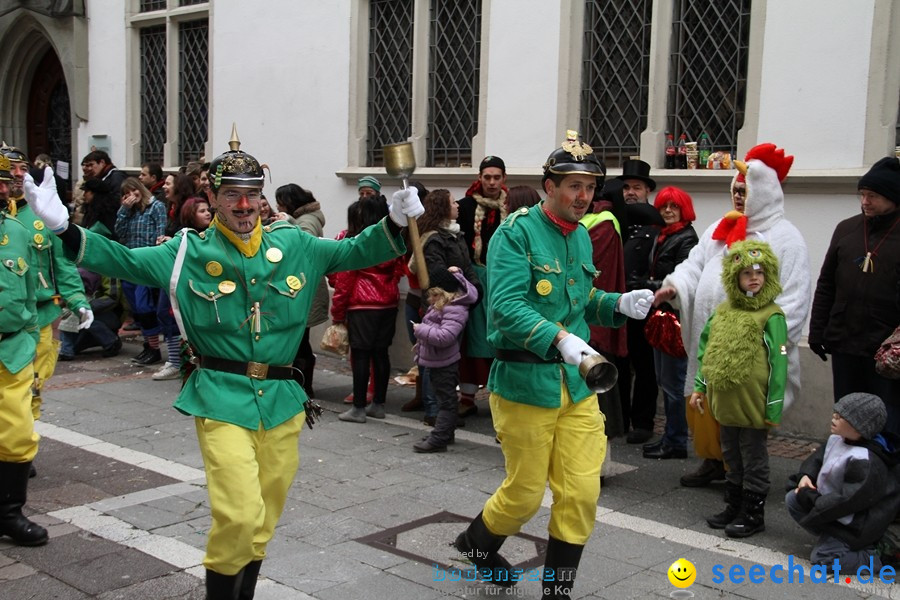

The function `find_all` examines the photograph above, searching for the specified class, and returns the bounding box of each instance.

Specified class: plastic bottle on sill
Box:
[664,131,676,169]
[698,133,712,170]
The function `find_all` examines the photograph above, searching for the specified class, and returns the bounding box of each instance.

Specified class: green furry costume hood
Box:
[704,240,782,389]
[721,240,782,310]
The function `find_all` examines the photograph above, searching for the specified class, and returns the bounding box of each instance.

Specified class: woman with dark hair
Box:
[332,197,405,423]
[179,196,213,231]
[81,178,121,241]
[504,185,541,213]
[115,177,167,366]
[275,183,329,396]
[162,173,196,238]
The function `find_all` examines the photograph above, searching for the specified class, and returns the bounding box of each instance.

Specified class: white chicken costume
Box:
[664,144,811,445]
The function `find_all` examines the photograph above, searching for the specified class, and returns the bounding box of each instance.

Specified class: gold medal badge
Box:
[266,247,283,263]
[536,279,553,296]
[206,261,223,277]
[286,275,302,291]
[0,234,8,246]
[218,280,237,294]
[17,256,26,270]
[33,233,44,245]
[33,220,45,231]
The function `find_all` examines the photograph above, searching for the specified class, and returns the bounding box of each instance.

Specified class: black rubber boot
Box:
[238,560,262,600]
[454,512,517,587]
[0,461,48,546]
[706,481,742,529]
[205,569,242,600]
[725,490,766,538]
[541,537,584,600]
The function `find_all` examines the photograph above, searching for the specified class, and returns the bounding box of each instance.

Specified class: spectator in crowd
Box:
[179,196,213,232]
[139,162,166,204]
[161,173,196,239]
[80,178,121,241]
[456,155,508,418]
[333,197,405,423]
[115,177,167,366]
[274,183,330,398]
[505,185,541,213]
[81,149,127,196]
[786,393,899,573]
[809,156,900,435]
[637,187,698,460]
[58,269,123,360]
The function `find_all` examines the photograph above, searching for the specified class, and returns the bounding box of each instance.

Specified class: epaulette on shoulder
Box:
[504,206,532,228]
[263,221,296,234]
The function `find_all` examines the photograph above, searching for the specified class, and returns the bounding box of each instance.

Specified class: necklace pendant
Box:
[861,252,873,273]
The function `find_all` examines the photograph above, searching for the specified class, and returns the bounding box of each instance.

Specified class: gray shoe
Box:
[365,403,386,419]
[338,406,367,423]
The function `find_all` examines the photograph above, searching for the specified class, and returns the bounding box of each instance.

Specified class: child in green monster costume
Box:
[690,239,788,540]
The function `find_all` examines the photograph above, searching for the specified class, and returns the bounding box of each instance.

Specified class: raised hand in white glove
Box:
[78,308,95,330]
[556,333,598,367]
[23,167,69,233]
[388,186,425,227]
[617,289,654,319]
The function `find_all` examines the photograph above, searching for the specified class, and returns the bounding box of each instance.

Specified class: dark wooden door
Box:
[27,48,71,186]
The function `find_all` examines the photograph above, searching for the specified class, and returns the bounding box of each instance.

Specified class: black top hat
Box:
[617,159,656,191]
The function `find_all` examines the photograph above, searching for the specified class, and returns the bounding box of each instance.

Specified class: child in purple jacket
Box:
[413,267,478,453]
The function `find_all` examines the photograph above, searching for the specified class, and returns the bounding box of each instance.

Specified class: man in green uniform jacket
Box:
[1,143,92,426]
[0,154,48,547]
[24,132,425,600]
[453,131,654,599]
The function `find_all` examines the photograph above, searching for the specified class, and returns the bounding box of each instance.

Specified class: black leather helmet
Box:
[542,130,605,182]
[208,125,265,192]
[0,141,28,165]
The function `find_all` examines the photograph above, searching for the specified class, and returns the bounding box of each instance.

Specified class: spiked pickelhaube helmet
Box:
[208,124,265,192]
[542,130,605,184]
[0,141,28,165]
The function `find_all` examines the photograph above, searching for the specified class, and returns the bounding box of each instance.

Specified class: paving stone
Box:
[0,560,37,581]
[51,547,175,595]
[95,571,205,600]
[264,547,382,595]
[3,531,121,570]
[0,573,90,599]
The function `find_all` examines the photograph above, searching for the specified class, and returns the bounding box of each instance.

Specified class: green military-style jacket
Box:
[16,201,89,328]
[486,205,627,407]
[0,209,39,374]
[67,218,405,430]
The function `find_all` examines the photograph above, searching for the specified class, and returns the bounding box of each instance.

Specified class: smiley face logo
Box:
[668,558,696,588]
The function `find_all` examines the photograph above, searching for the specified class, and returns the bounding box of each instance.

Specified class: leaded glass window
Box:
[580,0,652,167]
[668,0,751,158]
[140,0,166,12]
[179,0,207,5]
[140,25,167,164]
[178,19,209,164]
[367,0,413,167]
[427,0,481,168]
[47,81,71,171]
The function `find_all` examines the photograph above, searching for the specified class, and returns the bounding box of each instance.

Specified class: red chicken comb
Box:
[744,143,794,182]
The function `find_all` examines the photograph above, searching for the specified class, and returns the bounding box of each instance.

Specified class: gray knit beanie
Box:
[834,393,887,440]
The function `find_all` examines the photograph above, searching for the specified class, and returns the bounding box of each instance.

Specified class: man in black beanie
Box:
[809,156,900,436]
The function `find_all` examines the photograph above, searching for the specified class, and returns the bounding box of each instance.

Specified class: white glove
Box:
[23,167,69,232]
[388,187,425,227]
[617,289,654,319]
[78,307,94,330]
[556,333,598,366]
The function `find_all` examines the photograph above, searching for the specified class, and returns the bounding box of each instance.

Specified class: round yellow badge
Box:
[536,279,553,296]
[218,280,237,294]
[17,257,27,270]
[286,275,302,291]
[0,234,8,246]
[205,261,223,277]
[266,247,283,263]
[33,233,44,245]
[33,220,45,231]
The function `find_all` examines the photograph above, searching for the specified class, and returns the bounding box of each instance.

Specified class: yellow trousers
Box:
[483,384,605,545]
[0,361,40,462]
[686,397,723,461]
[32,324,60,420]
[195,414,304,575]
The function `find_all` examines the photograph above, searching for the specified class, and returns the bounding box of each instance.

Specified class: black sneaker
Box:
[131,346,151,363]
[133,349,162,366]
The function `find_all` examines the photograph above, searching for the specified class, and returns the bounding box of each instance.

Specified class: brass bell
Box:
[578,354,618,393]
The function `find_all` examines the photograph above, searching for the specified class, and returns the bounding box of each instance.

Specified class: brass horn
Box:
[579,354,618,393]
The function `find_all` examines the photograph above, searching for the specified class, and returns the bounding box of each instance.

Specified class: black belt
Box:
[495,349,562,364]
[200,356,294,380]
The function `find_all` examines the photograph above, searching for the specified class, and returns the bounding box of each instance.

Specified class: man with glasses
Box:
[23,129,424,599]
[655,143,811,489]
